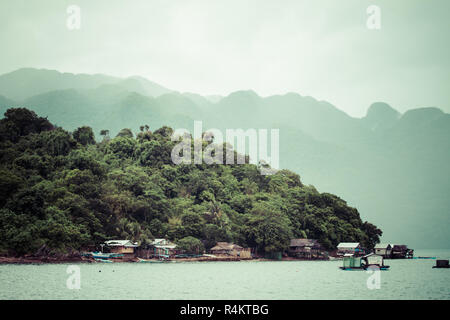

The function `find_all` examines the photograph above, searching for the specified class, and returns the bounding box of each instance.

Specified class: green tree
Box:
[176,236,205,254]
[116,128,134,138]
[244,202,293,253]
[73,126,95,146]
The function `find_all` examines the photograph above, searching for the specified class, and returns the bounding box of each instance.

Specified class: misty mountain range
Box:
[0,68,448,248]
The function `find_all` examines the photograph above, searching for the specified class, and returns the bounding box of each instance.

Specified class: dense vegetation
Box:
[0,108,381,256]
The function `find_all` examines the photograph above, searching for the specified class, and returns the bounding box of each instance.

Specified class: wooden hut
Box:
[288,239,327,259]
[391,245,414,259]
[337,242,364,256]
[210,242,246,257]
[104,240,138,258]
[151,238,177,258]
[341,253,389,270]
[374,243,392,257]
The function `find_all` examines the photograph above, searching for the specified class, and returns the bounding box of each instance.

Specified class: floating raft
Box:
[432,260,450,268]
[340,266,390,271]
[340,254,390,271]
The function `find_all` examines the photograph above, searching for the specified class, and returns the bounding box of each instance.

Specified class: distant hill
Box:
[0,68,173,101]
[0,95,15,108]
[361,102,401,133]
[0,68,448,248]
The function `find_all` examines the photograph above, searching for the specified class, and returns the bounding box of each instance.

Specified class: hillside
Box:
[0,108,381,256]
[0,68,448,248]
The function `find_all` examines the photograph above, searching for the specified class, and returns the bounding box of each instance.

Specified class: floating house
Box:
[104,240,139,258]
[433,260,450,269]
[337,242,363,256]
[341,256,362,269]
[391,244,414,259]
[374,243,392,257]
[288,239,327,259]
[341,253,389,270]
[362,253,388,268]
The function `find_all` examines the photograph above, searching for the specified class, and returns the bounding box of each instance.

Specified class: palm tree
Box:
[100,129,110,141]
[206,201,225,228]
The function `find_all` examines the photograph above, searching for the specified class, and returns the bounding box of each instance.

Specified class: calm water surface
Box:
[1,249,449,299]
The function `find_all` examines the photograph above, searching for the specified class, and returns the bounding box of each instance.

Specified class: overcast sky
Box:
[0,0,449,116]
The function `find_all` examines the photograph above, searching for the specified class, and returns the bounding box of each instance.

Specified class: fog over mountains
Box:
[1,68,448,248]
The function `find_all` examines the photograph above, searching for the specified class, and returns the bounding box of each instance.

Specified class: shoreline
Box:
[0,256,331,265]
[0,256,95,265]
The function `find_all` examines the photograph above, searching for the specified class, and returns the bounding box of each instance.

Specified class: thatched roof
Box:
[210,242,243,251]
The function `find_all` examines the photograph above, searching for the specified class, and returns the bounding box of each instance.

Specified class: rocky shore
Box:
[0,255,93,264]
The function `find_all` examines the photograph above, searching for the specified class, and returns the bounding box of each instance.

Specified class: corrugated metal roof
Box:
[150,238,177,249]
[105,240,138,247]
[154,244,177,249]
[363,253,382,258]
[152,238,173,245]
[374,243,392,249]
[289,239,319,247]
[337,242,360,248]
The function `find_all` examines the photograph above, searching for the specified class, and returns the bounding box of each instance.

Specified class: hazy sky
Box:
[0,0,449,116]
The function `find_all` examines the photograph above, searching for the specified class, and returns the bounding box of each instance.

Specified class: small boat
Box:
[340,253,389,271]
[175,253,203,258]
[432,260,450,268]
[95,258,113,263]
[86,252,123,259]
[138,258,165,263]
[414,256,436,259]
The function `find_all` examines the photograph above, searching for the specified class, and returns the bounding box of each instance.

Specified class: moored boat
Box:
[138,258,165,263]
[83,252,124,259]
[95,258,113,263]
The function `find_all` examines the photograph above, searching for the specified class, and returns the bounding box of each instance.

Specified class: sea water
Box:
[0,249,449,300]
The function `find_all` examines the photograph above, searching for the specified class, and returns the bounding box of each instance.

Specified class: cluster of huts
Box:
[86,238,414,262]
[335,242,414,259]
[288,241,413,259]
[87,239,253,261]
[373,243,414,259]
[98,239,179,260]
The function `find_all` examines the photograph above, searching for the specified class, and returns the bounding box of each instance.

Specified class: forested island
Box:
[0,108,381,258]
